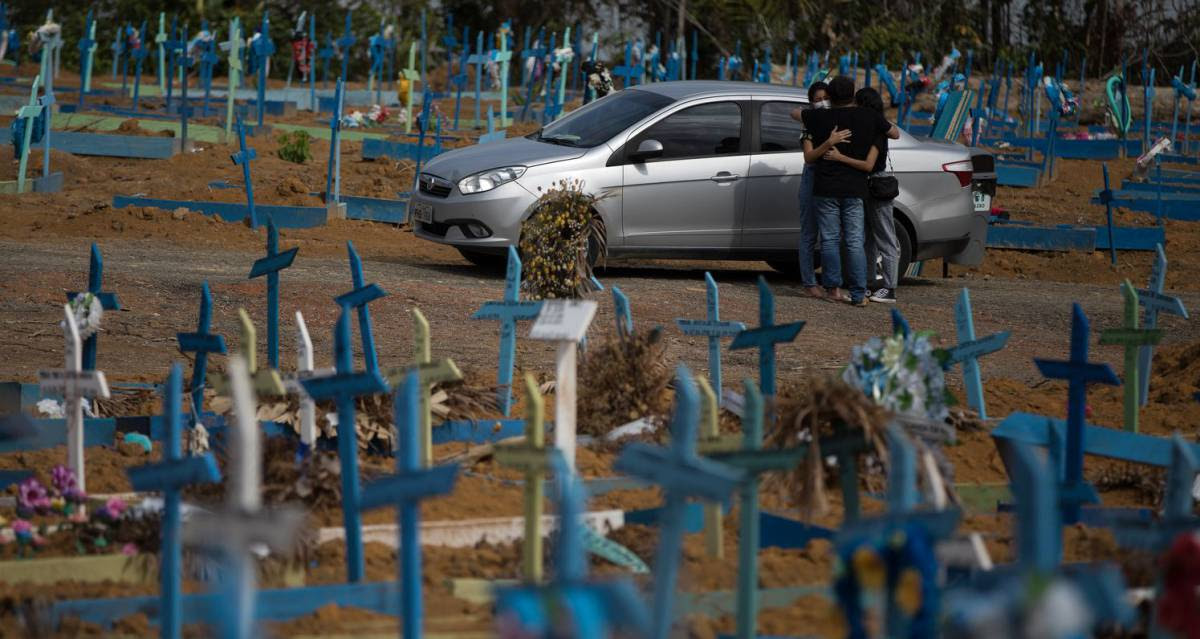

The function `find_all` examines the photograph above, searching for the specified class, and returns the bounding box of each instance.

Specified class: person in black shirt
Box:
[847,87,899,303]
[800,76,899,305]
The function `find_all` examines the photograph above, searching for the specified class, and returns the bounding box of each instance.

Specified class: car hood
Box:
[421,136,589,182]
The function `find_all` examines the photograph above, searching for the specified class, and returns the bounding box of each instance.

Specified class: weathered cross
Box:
[248,216,299,369]
[335,11,355,84]
[211,309,286,398]
[163,16,184,111]
[127,364,221,639]
[110,24,123,81]
[176,26,193,150]
[729,276,805,403]
[1033,303,1120,524]
[317,31,334,88]
[336,241,386,374]
[945,288,1009,419]
[130,22,149,110]
[610,285,632,339]
[154,13,167,94]
[306,14,317,112]
[230,116,260,228]
[176,281,227,422]
[38,304,110,495]
[251,14,275,128]
[548,27,574,122]
[612,41,643,88]
[37,76,54,182]
[367,22,386,101]
[184,355,303,639]
[360,371,459,639]
[466,31,488,129]
[67,244,121,372]
[223,18,242,141]
[1098,164,1118,266]
[675,272,745,407]
[442,13,458,75]
[449,27,469,130]
[530,299,597,470]
[493,25,513,128]
[14,74,42,194]
[76,10,96,103]
[614,366,745,639]
[494,374,553,581]
[400,42,421,134]
[1135,244,1188,406]
[199,21,219,117]
[385,308,462,466]
[471,246,542,416]
[1099,281,1163,433]
[279,311,333,450]
[301,310,389,582]
[696,377,726,559]
[325,78,345,204]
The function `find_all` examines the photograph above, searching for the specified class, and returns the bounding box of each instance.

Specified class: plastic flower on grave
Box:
[10,519,33,543]
[102,497,127,521]
[49,495,66,513]
[16,477,51,517]
[51,465,78,496]
[843,331,950,423]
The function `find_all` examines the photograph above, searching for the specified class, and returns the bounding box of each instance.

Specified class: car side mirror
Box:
[629,139,664,162]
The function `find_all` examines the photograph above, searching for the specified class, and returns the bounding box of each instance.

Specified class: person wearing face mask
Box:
[789,82,848,299]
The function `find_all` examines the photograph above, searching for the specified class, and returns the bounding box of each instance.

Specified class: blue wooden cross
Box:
[467,31,488,128]
[449,27,469,130]
[248,217,298,370]
[1099,165,1118,266]
[336,241,386,374]
[66,244,120,372]
[1033,303,1120,524]
[200,23,219,117]
[442,13,457,74]
[690,31,698,81]
[127,364,221,639]
[494,450,651,638]
[612,41,643,89]
[611,286,632,338]
[325,79,345,204]
[129,23,149,111]
[1112,433,1199,551]
[674,273,745,405]
[317,30,334,88]
[301,309,389,582]
[230,116,260,229]
[307,14,316,112]
[110,23,124,82]
[367,23,386,104]
[471,246,543,416]
[945,288,1010,419]
[163,15,181,109]
[1136,244,1188,406]
[614,366,744,639]
[176,281,227,421]
[177,26,193,151]
[729,276,805,400]
[76,9,95,107]
[360,372,459,639]
[252,14,275,128]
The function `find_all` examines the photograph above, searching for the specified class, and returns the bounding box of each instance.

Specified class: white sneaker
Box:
[869,288,896,304]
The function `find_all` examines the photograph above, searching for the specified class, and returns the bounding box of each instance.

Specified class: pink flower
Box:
[121,543,138,556]
[103,497,126,520]
[10,519,31,535]
[16,477,50,516]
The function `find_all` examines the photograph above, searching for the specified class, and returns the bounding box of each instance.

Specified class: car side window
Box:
[633,102,743,161]
[759,102,805,153]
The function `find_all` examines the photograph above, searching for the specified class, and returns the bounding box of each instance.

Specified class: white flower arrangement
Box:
[843,331,951,422]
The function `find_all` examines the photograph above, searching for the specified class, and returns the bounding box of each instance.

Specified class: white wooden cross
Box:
[38,304,110,494]
[280,311,334,447]
[184,355,302,639]
[223,18,243,143]
[529,300,596,470]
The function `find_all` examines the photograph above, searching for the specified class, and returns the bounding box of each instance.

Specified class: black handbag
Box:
[868,155,899,200]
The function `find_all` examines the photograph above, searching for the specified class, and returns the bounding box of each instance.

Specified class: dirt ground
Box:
[1,65,1199,637]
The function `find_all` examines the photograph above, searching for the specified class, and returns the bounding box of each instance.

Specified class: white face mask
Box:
[815,99,831,109]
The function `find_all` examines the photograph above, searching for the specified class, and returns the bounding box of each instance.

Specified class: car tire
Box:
[457,248,507,270]
[895,217,913,282]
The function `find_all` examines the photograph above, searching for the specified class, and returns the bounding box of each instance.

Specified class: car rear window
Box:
[759,102,805,152]
[532,89,675,148]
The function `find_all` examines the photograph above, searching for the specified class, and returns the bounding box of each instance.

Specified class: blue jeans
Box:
[813,196,867,302]
[866,183,899,290]
[797,167,819,288]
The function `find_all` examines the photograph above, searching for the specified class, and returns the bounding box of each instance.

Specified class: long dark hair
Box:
[855,87,885,113]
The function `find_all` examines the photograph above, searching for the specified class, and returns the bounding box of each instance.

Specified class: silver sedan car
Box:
[411,81,993,275]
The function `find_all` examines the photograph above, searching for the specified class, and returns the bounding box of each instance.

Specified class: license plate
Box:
[973,191,992,212]
[412,201,434,224]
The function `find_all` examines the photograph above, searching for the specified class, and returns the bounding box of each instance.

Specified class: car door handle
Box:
[710,172,740,183]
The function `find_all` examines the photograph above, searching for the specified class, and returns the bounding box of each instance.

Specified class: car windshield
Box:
[531,89,675,148]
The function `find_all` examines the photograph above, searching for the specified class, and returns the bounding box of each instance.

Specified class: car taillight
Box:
[942,160,973,188]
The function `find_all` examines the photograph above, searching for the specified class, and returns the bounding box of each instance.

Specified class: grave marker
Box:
[614,366,744,639]
[336,11,355,83]
[1033,303,1120,523]
[223,18,242,142]
[401,42,420,134]
[211,309,286,397]
[184,355,303,639]
[389,308,462,466]
[1098,164,1117,265]
[494,25,513,128]
[1136,244,1188,406]
[336,241,386,374]
[38,304,110,494]
[230,117,260,229]
[493,374,552,581]
[613,41,643,88]
[360,372,459,639]
[37,75,55,184]
[279,311,330,448]
[154,13,166,94]
[466,31,487,128]
[110,24,122,81]
[674,273,745,407]
[367,21,385,103]
[326,79,346,205]
[176,281,227,421]
[1099,280,1163,433]
[67,244,121,373]
[248,217,299,369]
[449,28,468,130]
[611,285,632,338]
[307,14,317,112]
[529,299,597,470]
[945,288,1009,419]
[252,15,275,128]
[163,16,182,111]
[550,27,573,121]
[696,377,723,559]
[77,10,96,101]
[126,364,221,639]
[317,31,333,88]
[14,75,42,195]
[177,27,193,151]
[301,310,389,582]
[471,246,543,416]
[729,276,805,404]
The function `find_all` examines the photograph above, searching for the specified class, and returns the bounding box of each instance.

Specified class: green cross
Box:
[385,308,462,465]
[224,18,242,142]
[155,13,167,95]
[212,308,286,397]
[553,27,574,122]
[15,75,44,194]
[696,376,731,559]
[1099,280,1163,433]
[493,373,553,582]
[82,20,97,93]
[400,42,421,134]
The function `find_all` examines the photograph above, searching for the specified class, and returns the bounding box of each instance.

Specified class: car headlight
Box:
[457,166,526,195]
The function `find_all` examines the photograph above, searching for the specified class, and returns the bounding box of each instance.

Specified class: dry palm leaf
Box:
[577,326,673,437]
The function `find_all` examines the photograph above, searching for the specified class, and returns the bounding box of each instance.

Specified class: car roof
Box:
[631,80,810,102]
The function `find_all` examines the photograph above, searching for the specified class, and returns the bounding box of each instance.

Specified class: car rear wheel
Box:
[457,248,507,270]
